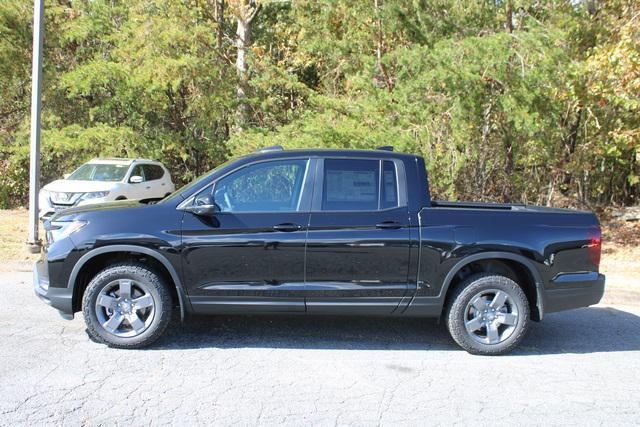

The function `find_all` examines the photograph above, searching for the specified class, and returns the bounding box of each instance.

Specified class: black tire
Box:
[445,273,530,355]
[82,262,172,349]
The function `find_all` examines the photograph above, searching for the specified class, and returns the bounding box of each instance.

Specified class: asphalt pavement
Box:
[1,270,639,425]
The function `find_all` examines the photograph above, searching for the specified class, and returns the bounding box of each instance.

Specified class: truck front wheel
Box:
[445,273,530,355]
[82,263,173,349]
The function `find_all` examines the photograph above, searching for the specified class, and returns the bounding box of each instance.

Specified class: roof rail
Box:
[377,146,394,151]
[256,145,284,153]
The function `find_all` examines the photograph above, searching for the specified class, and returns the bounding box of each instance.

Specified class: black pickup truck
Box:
[34,147,605,354]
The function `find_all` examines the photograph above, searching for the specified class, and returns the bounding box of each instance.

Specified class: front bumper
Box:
[33,260,74,319]
[40,204,71,220]
[544,272,606,313]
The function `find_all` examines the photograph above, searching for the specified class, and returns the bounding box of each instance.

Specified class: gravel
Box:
[1,270,639,425]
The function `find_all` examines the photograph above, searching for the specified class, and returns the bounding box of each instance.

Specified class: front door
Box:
[305,157,411,314]
[126,164,149,200]
[181,158,314,314]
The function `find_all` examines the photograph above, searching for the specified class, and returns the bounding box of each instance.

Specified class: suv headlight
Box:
[45,220,87,243]
[80,191,110,200]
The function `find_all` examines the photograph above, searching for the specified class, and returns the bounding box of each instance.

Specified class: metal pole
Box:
[27,0,44,253]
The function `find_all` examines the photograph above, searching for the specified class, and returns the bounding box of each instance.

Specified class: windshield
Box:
[68,163,129,182]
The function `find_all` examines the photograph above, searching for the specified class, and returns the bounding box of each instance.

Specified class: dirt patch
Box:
[0,209,40,269]
[600,218,640,290]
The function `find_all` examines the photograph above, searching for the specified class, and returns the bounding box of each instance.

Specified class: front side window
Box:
[129,165,146,182]
[207,159,309,212]
[68,163,129,182]
[322,159,399,211]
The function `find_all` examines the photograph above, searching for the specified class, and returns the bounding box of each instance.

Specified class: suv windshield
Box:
[68,163,129,182]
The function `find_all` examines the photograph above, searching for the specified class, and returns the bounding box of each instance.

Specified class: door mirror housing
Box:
[181,193,221,216]
[63,173,71,179]
[183,203,219,216]
[129,175,144,184]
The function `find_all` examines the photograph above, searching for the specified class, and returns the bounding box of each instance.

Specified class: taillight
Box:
[587,227,602,267]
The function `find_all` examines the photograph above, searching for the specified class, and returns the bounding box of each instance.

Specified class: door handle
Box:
[272,223,302,232]
[375,221,402,229]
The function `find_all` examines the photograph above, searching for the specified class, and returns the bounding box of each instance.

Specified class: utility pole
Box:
[27,0,44,253]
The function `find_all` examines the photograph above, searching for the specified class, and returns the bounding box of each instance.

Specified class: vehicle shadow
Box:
[154,306,640,355]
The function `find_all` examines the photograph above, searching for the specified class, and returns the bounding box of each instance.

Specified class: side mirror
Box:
[63,173,71,179]
[129,175,144,184]
[183,204,219,216]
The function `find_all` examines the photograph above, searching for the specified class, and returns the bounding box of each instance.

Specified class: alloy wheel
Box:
[463,289,519,345]
[94,279,156,338]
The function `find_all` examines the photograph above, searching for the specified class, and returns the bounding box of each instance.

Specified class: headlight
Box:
[80,191,110,200]
[45,220,87,243]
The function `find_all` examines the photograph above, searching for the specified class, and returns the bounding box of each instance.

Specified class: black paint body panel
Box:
[35,148,605,321]
[305,208,411,314]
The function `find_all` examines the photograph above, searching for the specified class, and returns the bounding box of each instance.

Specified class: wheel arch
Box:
[441,252,545,321]
[69,245,189,321]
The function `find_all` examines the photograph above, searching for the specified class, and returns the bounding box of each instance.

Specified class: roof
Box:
[87,158,159,165]
[245,147,419,161]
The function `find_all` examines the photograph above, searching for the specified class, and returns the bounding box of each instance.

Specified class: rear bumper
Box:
[544,272,605,314]
[33,260,74,319]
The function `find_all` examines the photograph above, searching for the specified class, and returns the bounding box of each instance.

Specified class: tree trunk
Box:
[215,0,224,51]
[232,0,260,132]
[502,0,514,201]
[373,0,393,90]
[235,17,250,128]
[560,109,583,195]
[506,0,514,33]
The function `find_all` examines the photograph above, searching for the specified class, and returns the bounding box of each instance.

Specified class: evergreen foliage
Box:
[1,0,638,207]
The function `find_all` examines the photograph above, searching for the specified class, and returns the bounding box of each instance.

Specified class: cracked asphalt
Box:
[1,270,640,426]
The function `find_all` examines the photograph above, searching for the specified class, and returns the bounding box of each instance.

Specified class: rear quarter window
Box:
[143,165,165,181]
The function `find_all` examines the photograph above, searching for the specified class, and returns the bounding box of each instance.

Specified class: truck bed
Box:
[430,200,584,214]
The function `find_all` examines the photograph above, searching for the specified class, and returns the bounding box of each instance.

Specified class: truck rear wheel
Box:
[82,262,172,349]
[445,273,530,355]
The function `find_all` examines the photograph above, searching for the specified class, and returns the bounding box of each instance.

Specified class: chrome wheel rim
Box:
[95,279,155,338]
[464,289,519,345]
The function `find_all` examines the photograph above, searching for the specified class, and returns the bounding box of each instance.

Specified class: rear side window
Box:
[321,159,399,211]
[143,164,165,181]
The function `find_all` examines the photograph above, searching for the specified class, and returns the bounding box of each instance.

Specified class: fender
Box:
[439,251,545,320]
[68,244,190,321]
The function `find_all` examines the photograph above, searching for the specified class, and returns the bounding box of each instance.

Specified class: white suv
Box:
[39,158,175,219]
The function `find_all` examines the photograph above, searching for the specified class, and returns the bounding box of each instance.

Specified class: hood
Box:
[51,199,146,221]
[42,179,118,193]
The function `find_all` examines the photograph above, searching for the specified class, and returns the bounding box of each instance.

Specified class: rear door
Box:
[142,164,169,198]
[305,157,411,314]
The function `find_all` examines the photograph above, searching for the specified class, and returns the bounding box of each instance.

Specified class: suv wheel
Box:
[82,263,172,349]
[445,273,530,355]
